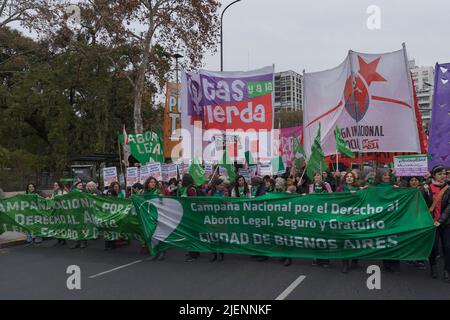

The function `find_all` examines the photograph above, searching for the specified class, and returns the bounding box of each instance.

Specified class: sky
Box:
[203,0,450,73]
[7,0,450,74]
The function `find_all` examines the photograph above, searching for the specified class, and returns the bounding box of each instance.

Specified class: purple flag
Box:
[428,63,450,169]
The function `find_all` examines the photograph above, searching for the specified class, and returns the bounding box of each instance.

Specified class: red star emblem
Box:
[357,56,386,86]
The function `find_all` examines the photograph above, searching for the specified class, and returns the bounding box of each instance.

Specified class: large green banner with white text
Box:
[0,193,145,242]
[133,187,435,260]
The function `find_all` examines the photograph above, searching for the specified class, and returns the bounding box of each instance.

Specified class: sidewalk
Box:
[0,232,27,248]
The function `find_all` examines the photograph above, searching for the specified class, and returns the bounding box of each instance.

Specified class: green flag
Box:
[271,155,285,175]
[220,150,236,180]
[245,151,257,168]
[293,136,307,159]
[305,123,328,180]
[118,130,164,164]
[293,135,306,168]
[335,126,355,158]
[189,157,206,186]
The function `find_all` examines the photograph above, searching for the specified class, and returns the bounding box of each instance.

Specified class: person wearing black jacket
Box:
[422,165,450,282]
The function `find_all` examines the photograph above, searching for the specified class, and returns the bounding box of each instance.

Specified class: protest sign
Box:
[103,167,118,187]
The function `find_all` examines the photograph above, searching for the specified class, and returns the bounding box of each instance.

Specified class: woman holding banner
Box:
[375,168,401,273]
[50,181,68,246]
[309,172,333,267]
[110,181,126,198]
[180,174,201,262]
[163,178,178,196]
[231,176,250,198]
[422,165,450,282]
[143,177,161,197]
[25,183,43,246]
[208,178,229,262]
[336,171,360,273]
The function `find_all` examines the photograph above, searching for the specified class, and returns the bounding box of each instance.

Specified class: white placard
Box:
[219,166,228,177]
[126,167,139,187]
[103,167,118,187]
[177,163,190,177]
[238,168,251,183]
[139,164,152,184]
[394,155,429,176]
[258,162,273,176]
[162,164,178,182]
[204,163,213,176]
[148,162,162,181]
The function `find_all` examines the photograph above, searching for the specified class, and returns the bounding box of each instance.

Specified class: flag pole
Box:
[336,152,339,172]
[208,164,219,186]
[117,136,125,187]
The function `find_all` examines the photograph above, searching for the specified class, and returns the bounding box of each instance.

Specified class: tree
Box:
[29,0,221,134]
[275,110,303,128]
[0,27,148,178]
[0,0,54,28]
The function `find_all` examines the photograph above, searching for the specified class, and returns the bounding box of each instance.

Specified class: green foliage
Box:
[0,27,162,177]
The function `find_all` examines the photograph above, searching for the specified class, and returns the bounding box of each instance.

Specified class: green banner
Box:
[246,80,273,98]
[0,193,145,242]
[119,130,163,164]
[133,187,435,260]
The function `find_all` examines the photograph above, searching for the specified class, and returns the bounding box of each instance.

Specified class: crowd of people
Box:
[19,163,450,282]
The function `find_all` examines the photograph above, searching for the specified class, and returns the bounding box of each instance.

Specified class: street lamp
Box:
[220,0,242,72]
[172,53,183,83]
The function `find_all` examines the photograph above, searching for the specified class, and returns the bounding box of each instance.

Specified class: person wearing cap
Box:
[422,165,450,282]
[85,181,102,196]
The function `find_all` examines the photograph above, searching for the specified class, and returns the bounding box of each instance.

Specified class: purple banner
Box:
[428,63,450,169]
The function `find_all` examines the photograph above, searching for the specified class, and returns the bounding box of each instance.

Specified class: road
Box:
[1,239,449,300]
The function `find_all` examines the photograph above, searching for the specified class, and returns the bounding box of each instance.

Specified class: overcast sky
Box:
[8,0,449,74]
[204,0,450,73]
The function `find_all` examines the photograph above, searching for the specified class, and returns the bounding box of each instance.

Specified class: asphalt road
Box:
[1,239,449,300]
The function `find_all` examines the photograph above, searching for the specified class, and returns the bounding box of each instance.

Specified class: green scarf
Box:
[251,186,259,197]
[377,182,392,188]
[238,186,247,197]
[343,184,357,192]
[313,183,325,193]
[178,186,188,197]
[144,188,159,197]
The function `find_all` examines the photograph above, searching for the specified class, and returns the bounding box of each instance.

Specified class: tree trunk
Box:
[133,22,153,134]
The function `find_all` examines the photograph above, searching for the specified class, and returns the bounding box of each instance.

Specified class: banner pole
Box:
[336,151,339,173]
[208,165,219,186]
[118,136,125,188]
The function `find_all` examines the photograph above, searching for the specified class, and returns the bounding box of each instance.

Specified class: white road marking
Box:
[275,275,306,300]
[88,259,146,279]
